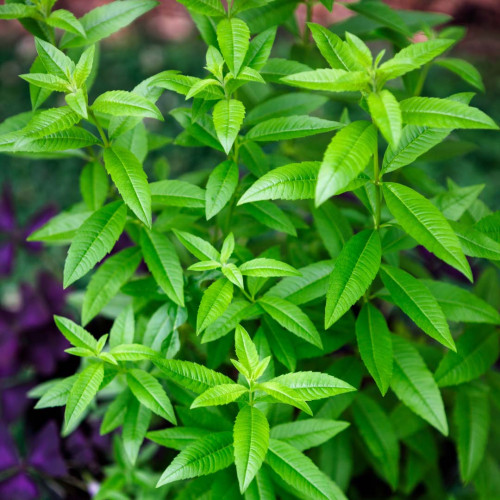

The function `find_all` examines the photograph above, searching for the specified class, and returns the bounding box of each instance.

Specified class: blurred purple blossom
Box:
[0,421,67,499]
[0,185,57,276]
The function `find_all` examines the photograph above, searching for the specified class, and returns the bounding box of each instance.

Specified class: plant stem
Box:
[303,0,313,45]
[88,109,109,147]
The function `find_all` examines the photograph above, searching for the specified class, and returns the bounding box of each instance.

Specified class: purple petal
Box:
[28,422,67,478]
[0,185,16,232]
[0,425,19,471]
[0,242,15,277]
[1,384,32,424]
[0,472,39,500]
[23,205,58,253]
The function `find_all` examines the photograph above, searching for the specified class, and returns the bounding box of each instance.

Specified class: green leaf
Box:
[316,121,376,206]
[245,93,327,126]
[258,296,322,348]
[74,45,96,88]
[400,97,498,130]
[244,468,275,500]
[307,23,362,71]
[47,9,86,37]
[454,384,490,482]
[151,179,205,208]
[435,58,484,92]
[382,125,450,174]
[313,202,352,258]
[240,258,300,277]
[346,0,411,35]
[19,107,79,141]
[82,247,141,325]
[325,229,381,328]
[234,405,270,492]
[270,372,355,400]
[103,146,152,227]
[380,265,455,350]
[61,0,158,48]
[270,419,349,451]
[27,209,90,244]
[213,99,245,154]
[34,37,74,80]
[92,90,162,120]
[367,90,402,148]
[65,89,88,119]
[391,336,448,435]
[450,220,500,260]
[176,0,226,16]
[173,230,221,261]
[35,375,77,409]
[217,18,250,76]
[109,304,135,348]
[64,362,104,435]
[434,326,499,387]
[197,278,234,333]
[100,389,129,434]
[63,201,127,287]
[205,160,239,219]
[235,325,260,376]
[266,439,347,500]
[54,315,98,352]
[147,427,210,450]
[123,396,151,464]
[0,4,38,20]
[243,201,296,236]
[353,393,399,489]
[383,182,472,281]
[127,368,176,424]
[8,127,99,152]
[110,343,156,361]
[256,382,312,415]
[355,303,393,395]
[246,116,342,142]
[377,39,454,81]
[154,358,233,394]
[422,280,500,325]
[266,260,335,306]
[191,383,248,408]
[281,69,370,93]
[157,432,234,487]
[80,161,109,211]
[244,27,276,70]
[19,73,70,92]
[141,228,184,306]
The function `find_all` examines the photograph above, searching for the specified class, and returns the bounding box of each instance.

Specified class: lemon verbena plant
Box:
[1,0,500,498]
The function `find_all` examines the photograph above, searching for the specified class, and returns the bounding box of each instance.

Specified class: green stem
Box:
[88,109,109,147]
[303,0,313,45]
[413,63,430,96]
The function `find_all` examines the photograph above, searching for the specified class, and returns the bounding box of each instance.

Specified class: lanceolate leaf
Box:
[382,182,472,281]
[82,247,142,325]
[355,303,393,395]
[380,265,455,350]
[281,69,370,93]
[240,258,300,277]
[353,393,399,489]
[316,121,376,206]
[435,58,484,92]
[367,90,402,148]
[191,384,248,408]
[157,432,234,487]
[258,296,322,348]
[123,397,151,465]
[54,316,98,353]
[141,229,185,306]
[246,116,342,142]
[103,146,151,227]
[197,278,234,333]
[422,280,500,325]
[151,180,205,208]
[450,220,500,261]
[64,362,104,435]
[126,368,176,424]
[400,97,498,130]
[205,160,239,219]
[217,18,250,76]
[434,326,499,387]
[146,427,210,451]
[92,90,163,120]
[325,230,381,329]
[234,405,270,492]
[63,201,127,287]
[266,439,347,500]
[454,384,490,482]
[239,161,319,204]
[173,230,221,262]
[213,99,245,154]
[391,336,448,435]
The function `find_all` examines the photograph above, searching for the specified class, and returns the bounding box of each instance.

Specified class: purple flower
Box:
[0,185,57,277]
[0,421,67,499]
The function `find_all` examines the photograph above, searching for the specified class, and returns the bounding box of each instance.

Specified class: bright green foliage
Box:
[7,1,499,498]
